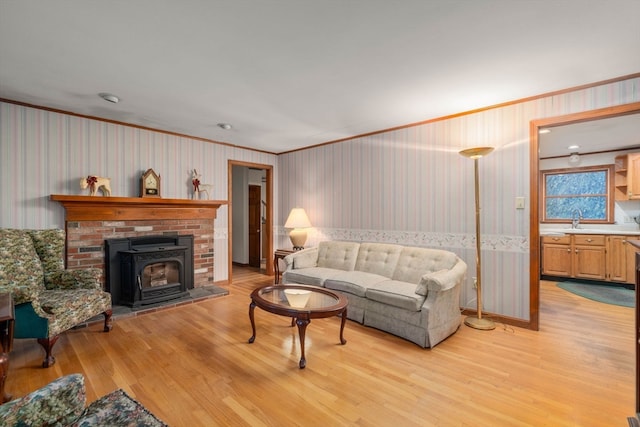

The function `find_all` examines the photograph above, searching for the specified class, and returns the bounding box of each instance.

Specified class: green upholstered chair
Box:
[0,228,112,367]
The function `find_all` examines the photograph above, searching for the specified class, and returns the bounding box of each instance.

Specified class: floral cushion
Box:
[0,229,44,304]
[0,374,167,427]
[73,389,168,427]
[0,373,86,427]
[26,229,66,281]
[39,289,112,337]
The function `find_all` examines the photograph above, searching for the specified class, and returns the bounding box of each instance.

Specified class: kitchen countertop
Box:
[540,227,640,236]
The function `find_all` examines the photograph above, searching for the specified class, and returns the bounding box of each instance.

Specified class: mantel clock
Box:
[141,168,161,198]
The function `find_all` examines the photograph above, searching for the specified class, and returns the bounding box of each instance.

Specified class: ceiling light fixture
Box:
[98,93,120,103]
[217,123,232,130]
[569,152,580,165]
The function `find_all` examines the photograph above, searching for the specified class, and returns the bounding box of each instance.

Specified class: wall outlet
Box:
[472,277,477,289]
[624,216,634,223]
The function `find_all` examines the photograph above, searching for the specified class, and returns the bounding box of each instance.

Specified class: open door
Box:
[248,184,261,268]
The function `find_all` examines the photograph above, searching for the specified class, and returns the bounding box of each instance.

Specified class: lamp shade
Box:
[284,208,312,229]
[284,208,312,250]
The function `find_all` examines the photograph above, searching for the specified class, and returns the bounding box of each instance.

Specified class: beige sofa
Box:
[282,241,467,348]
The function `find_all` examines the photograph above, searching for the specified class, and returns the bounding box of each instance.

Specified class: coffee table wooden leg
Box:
[295,318,310,369]
[339,309,347,345]
[248,301,257,343]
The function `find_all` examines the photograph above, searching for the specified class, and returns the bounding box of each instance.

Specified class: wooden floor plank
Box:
[5,269,634,426]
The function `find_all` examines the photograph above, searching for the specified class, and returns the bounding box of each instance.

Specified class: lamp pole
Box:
[460,147,495,330]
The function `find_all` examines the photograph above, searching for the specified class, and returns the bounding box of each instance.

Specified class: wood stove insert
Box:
[105,235,194,308]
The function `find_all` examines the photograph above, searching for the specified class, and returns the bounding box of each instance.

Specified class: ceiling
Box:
[539,113,640,159]
[1,1,639,154]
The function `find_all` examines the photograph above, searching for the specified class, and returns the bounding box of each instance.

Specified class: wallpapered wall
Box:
[277,77,640,321]
[1,76,638,321]
[0,103,278,281]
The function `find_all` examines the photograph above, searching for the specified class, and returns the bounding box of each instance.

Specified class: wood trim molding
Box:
[50,195,227,221]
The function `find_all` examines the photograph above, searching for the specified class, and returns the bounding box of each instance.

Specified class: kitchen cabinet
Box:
[572,235,606,280]
[615,153,640,201]
[541,236,571,277]
[542,233,635,284]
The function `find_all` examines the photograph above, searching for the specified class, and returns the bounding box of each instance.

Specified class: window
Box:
[540,165,614,224]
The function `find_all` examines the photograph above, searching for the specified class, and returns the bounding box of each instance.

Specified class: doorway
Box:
[228,160,273,284]
[529,101,640,330]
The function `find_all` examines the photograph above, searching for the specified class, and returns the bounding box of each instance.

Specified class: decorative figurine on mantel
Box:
[79,175,111,196]
[191,169,212,200]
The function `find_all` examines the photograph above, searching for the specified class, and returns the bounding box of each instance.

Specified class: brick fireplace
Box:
[50,195,226,291]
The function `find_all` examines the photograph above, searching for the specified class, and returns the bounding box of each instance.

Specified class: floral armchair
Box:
[0,373,168,426]
[0,228,112,367]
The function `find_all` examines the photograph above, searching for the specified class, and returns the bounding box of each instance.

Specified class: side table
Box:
[0,292,14,403]
[274,249,295,284]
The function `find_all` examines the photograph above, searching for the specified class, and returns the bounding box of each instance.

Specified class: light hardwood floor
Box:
[6,269,634,426]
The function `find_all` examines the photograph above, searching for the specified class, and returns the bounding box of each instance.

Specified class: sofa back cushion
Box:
[392,247,458,284]
[0,229,44,304]
[317,241,360,271]
[354,243,402,278]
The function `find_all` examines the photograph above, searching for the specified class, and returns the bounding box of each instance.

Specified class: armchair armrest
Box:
[0,373,86,427]
[45,268,102,291]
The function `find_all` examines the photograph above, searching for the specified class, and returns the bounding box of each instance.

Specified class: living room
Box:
[1,1,639,425]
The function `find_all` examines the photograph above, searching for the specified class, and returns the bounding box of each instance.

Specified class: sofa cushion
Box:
[365,280,426,312]
[392,247,457,284]
[324,271,389,297]
[354,243,402,278]
[0,229,44,304]
[282,267,340,286]
[317,241,360,271]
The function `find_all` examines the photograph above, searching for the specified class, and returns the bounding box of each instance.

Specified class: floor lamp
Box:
[459,146,495,331]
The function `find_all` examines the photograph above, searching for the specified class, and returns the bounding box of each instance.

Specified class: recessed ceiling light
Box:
[217,123,232,130]
[567,145,580,150]
[539,128,551,134]
[98,93,120,103]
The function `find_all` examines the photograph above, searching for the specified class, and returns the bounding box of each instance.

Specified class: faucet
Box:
[571,209,583,229]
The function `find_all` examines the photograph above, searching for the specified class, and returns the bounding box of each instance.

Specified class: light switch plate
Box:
[515,197,525,209]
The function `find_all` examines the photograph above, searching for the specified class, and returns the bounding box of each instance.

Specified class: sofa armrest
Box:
[283,247,318,272]
[416,257,467,295]
[46,268,102,291]
[0,373,86,427]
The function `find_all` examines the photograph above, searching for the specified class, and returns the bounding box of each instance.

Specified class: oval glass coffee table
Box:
[248,285,348,368]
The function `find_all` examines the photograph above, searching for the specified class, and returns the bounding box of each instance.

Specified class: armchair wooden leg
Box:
[36,336,59,368]
[103,309,113,332]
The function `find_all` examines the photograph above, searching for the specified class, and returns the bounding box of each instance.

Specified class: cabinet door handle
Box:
[553,237,560,241]
[586,238,593,242]
[567,248,571,253]
[575,249,579,253]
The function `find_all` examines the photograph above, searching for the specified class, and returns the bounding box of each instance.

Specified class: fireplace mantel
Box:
[50,195,227,221]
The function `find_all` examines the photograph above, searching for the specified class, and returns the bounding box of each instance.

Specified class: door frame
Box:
[228,160,274,284]
[529,101,640,330]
